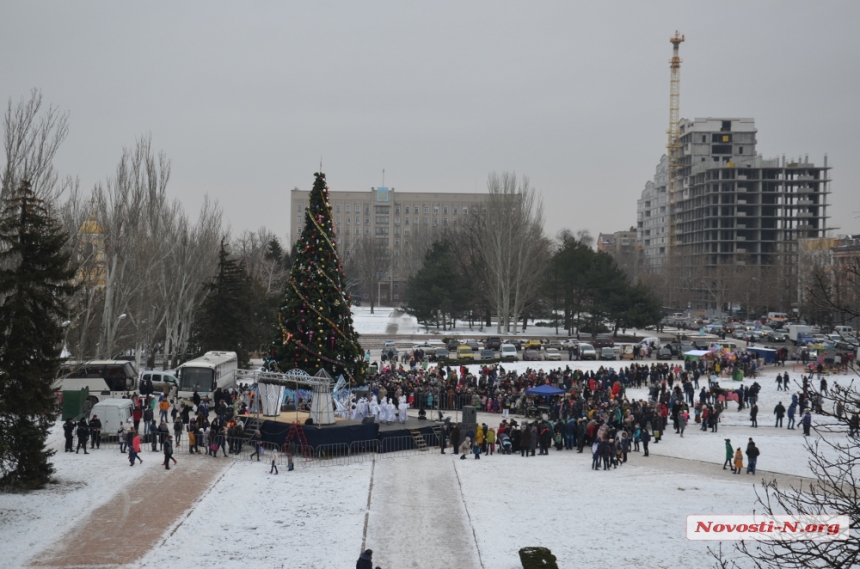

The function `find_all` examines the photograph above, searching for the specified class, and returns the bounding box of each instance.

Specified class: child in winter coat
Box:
[632,425,641,452]
[733,448,743,475]
[459,437,472,460]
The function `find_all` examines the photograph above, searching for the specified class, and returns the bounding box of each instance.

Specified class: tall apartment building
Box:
[290,186,487,305]
[637,118,831,310]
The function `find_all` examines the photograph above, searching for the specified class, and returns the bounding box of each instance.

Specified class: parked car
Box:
[579,343,597,360]
[523,348,542,361]
[446,340,459,352]
[139,371,178,394]
[465,340,481,351]
[599,347,617,361]
[500,344,518,361]
[524,339,542,350]
[485,337,502,350]
[592,335,615,349]
[656,347,674,360]
[480,348,495,360]
[456,345,473,360]
[544,348,562,361]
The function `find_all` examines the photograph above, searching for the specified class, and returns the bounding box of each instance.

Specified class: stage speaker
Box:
[462,406,477,425]
[362,416,376,424]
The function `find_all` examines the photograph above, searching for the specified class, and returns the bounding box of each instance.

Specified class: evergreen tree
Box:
[192,239,254,365]
[405,239,471,331]
[269,173,364,382]
[0,180,75,490]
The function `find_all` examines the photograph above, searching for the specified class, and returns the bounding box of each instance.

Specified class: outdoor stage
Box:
[252,410,444,449]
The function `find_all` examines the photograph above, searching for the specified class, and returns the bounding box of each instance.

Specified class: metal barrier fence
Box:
[64,429,440,468]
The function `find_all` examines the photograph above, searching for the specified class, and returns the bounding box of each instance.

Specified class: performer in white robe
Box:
[397,396,409,424]
[369,397,380,422]
[383,398,395,424]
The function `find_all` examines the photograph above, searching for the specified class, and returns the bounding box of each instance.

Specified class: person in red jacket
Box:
[129,430,143,466]
[132,405,143,432]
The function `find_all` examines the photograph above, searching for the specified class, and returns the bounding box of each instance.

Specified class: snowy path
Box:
[365,454,482,568]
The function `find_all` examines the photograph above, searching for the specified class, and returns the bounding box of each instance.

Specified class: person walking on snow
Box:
[774,402,785,428]
[723,438,735,472]
[746,440,760,475]
[750,402,759,428]
[733,448,743,475]
[459,437,472,460]
[163,435,175,470]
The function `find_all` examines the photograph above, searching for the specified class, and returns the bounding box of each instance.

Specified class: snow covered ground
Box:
[2,363,847,568]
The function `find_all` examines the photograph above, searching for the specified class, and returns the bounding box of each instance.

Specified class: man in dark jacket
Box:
[450,424,460,455]
[163,435,175,470]
[356,549,373,569]
[63,418,75,452]
[774,402,786,428]
[640,428,651,456]
[76,418,89,454]
[750,403,759,428]
[746,440,760,474]
[89,414,102,449]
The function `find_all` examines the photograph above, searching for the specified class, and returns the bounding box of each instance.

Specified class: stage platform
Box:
[249,410,446,450]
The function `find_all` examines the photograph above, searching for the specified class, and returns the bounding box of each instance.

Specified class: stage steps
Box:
[409,429,429,451]
[240,417,263,444]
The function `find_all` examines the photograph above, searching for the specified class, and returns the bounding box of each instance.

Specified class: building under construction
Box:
[636,34,831,312]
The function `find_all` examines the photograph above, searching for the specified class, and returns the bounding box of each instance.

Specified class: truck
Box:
[788,325,814,345]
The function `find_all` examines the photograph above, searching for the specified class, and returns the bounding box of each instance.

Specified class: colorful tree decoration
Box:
[268,172,365,383]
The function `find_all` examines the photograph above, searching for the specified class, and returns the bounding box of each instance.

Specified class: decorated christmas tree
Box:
[269,172,365,383]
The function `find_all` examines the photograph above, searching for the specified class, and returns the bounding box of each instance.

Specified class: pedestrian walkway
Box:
[31,458,229,568]
[364,454,481,568]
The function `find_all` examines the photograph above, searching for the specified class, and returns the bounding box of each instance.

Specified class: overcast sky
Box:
[2,1,858,242]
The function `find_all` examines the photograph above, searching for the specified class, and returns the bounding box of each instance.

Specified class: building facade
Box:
[290,186,487,304]
[637,118,831,311]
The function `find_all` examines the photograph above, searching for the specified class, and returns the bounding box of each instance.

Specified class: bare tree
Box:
[2,90,70,204]
[471,172,547,333]
[93,136,174,359]
[348,235,391,313]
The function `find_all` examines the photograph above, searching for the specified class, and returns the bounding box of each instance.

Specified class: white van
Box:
[833,326,855,337]
[90,399,134,440]
[500,344,518,361]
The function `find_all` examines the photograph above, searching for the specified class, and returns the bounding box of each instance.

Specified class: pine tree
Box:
[192,240,254,365]
[269,172,364,382]
[0,180,75,490]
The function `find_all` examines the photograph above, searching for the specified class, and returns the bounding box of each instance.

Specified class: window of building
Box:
[297,215,302,224]
[443,217,448,225]
[297,227,302,234]
[355,228,359,235]
[365,228,370,234]
[701,135,706,143]
[297,205,303,212]
[346,205,351,213]
[394,227,400,235]
[364,205,370,214]
[375,206,390,214]
[424,206,429,214]
[425,217,429,224]
[335,205,341,213]
[365,217,370,225]
[433,207,439,214]
[442,206,448,214]
[415,217,419,224]
[433,218,438,226]
[738,146,744,154]
[394,249,400,256]
[375,227,389,235]
[404,229,410,236]
[393,293,400,299]
[346,217,350,225]
[375,216,389,224]
[395,206,400,214]
[453,207,458,214]
[336,216,341,224]
[404,206,410,214]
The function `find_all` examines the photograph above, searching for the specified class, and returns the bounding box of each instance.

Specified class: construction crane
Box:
[667,31,685,254]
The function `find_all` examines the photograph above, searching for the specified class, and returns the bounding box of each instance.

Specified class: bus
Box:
[176,351,238,399]
[54,360,139,408]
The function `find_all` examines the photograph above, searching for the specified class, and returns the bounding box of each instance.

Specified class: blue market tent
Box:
[525,384,566,396]
[747,347,777,364]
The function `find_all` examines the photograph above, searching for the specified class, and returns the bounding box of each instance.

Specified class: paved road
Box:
[32,457,230,568]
